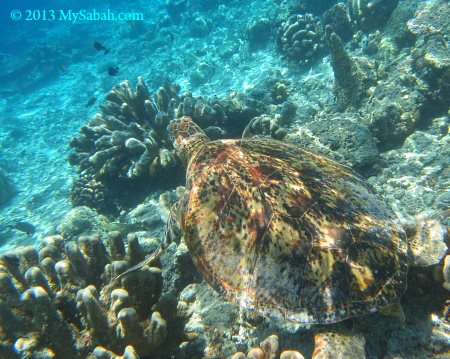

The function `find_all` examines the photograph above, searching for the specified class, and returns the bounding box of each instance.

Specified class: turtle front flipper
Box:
[312,328,365,359]
[117,202,181,279]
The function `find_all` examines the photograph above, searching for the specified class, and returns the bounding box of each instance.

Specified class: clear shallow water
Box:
[0,0,449,358]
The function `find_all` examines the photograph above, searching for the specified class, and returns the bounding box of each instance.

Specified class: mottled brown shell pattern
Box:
[181,137,408,324]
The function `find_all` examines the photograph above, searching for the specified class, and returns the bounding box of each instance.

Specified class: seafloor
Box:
[0,0,449,358]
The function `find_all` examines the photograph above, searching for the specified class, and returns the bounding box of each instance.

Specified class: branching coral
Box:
[0,231,169,358]
[276,13,325,66]
[69,78,182,213]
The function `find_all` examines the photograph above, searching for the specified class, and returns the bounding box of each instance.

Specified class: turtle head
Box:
[168,116,210,166]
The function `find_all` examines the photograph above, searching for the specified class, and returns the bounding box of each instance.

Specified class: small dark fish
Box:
[108,66,119,76]
[86,96,97,107]
[93,41,110,54]
[13,221,36,236]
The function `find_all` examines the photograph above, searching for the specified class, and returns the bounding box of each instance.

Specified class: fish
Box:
[86,96,97,107]
[108,66,119,76]
[93,41,110,54]
[12,221,36,236]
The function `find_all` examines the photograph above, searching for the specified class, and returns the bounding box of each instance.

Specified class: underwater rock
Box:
[189,15,212,38]
[348,0,399,32]
[248,18,273,50]
[58,206,109,241]
[325,26,377,109]
[0,230,169,358]
[189,62,215,87]
[408,0,450,111]
[322,3,353,42]
[276,13,326,67]
[383,0,418,48]
[288,115,379,170]
[0,168,16,206]
[368,116,450,219]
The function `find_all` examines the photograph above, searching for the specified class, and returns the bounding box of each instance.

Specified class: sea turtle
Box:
[121,116,448,357]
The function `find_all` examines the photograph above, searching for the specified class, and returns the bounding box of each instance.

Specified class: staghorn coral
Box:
[348,0,399,32]
[0,231,171,358]
[276,13,325,66]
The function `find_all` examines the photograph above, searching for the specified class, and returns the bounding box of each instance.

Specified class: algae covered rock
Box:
[288,115,379,170]
[325,25,377,109]
[348,0,399,32]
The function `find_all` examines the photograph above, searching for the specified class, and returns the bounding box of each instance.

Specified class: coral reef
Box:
[408,0,450,111]
[325,26,377,108]
[0,231,170,358]
[348,0,399,32]
[0,168,15,206]
[368,115,449,218]
[288,115,379,170]
[69,78,182,213]
[322,3,353,42]
[231,334,306,359]
[276,13,325,66]
[242,114,288,140]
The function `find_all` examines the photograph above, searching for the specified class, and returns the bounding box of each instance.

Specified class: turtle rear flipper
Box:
[312,329,365,359]
[377,301,406,324]
[406,210,449,267]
